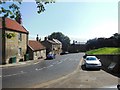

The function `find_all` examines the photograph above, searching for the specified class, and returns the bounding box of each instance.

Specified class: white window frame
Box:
[18,33,22,41]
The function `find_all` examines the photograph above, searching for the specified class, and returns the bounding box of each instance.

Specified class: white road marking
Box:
[52,62,58,65]
[57,61,63,64]
[20,71,24,73]
[3,71,26,77]
[35,67,47,71]
[52,58,68,65]
[42,67,47,69]
[63,58,68,61]
[35,68,38,70]
[36,64,54,71]
[36,68,43,71]
[46,65,54,68]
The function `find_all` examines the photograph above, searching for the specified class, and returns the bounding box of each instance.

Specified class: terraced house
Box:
[41,37,62,55]
[27,40,46,60]
[0,17,29,64]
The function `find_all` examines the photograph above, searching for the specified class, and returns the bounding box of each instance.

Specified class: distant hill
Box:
[86,47,120,55]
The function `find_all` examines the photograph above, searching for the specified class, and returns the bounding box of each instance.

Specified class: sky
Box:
[3,0,119,43]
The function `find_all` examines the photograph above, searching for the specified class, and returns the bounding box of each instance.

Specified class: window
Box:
[35,52,37,56]
[18,33,22,41]
[86,57,97,61]
[18,48,22,55]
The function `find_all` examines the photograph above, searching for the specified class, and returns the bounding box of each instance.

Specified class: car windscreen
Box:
[86,57,97,61]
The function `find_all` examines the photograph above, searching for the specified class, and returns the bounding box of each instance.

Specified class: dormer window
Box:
[18,33,22,41]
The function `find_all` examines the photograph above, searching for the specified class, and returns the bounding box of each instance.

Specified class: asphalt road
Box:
[42,57,118,89]
[2,53,84,88]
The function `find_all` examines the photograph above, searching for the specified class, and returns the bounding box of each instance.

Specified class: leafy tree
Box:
[0,0,55,23]
[48,32,71,51]
[110,33,120,39]
[86,33,120,50]
[110,33,120,47]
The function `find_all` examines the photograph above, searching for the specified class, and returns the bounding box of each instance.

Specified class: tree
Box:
[86,33,120,50]
[110,33,120,47]
[0,0,55,23]
[110,33,120,39]
[48,32,71,51]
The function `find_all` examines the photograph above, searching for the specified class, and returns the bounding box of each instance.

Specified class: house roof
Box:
[0,17,28,34]
[42,38,62,45]
[47,40,56,44]
[28,40,46,51]
[52,39,62,44]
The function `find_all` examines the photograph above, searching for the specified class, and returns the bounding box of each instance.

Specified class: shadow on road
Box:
[81,64,120,78]
[101,67,120,78]
[81,65,101,71]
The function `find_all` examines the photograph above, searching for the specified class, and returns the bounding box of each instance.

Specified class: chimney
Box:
[2,17,5,28]
[39,38,41,42]
[44,37,48,41]
[36,34,39,41]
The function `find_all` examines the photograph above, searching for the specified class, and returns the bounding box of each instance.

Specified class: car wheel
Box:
[117,84,120,90]
[98,68,101,71]
[85,65,87,70]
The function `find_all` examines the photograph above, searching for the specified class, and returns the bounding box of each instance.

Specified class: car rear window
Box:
[86,57,96,60]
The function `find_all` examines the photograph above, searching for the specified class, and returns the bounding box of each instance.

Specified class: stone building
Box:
[41,37,62,55]
[0,17,29,64]
[27,40,46,60]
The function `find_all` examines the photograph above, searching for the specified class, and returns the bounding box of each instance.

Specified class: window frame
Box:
[18,33,22,41]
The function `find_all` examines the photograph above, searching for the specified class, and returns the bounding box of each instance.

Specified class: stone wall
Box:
[87,54,120,74]
[5,30,28,63]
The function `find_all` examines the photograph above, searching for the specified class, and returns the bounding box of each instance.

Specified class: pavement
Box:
[41,69,118,89]
[0,59,43,68]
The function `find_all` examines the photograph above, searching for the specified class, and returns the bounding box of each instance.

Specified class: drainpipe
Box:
[2,17,6,64]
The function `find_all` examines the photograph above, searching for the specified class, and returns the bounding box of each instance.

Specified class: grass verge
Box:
[86,47,120,55]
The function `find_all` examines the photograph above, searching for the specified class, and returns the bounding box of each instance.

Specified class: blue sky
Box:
[9,0,119,42]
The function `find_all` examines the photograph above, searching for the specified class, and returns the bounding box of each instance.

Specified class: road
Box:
[2,53,84,88]
[41,57,118,89]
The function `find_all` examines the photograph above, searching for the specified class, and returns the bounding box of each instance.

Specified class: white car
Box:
[84,56,102,69]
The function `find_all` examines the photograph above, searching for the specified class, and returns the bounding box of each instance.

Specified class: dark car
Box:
[117,78,120,90]
[60,51,69,55]
[117,84,120,90]
[46,54,55,59]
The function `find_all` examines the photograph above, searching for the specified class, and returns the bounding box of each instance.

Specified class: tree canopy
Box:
[86,33,120,50]
[48,32,71,51]
[0,0,55,23]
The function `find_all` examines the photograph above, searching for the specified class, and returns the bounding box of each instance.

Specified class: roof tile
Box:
[0,17,28,34]
[29,40,46,51]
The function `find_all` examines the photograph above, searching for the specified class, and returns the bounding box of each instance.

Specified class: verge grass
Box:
[86,47,120,55]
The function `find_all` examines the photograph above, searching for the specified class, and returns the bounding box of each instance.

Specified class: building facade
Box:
[0,17,29,64]
[28,40,46,60]
[41,37,62,55]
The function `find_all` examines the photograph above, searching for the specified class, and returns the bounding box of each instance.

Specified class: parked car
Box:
[60,51,69,55]
[46,54,55,59]
[117,78,120,90]
[83,56,102,70]
[117,84,120,90]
